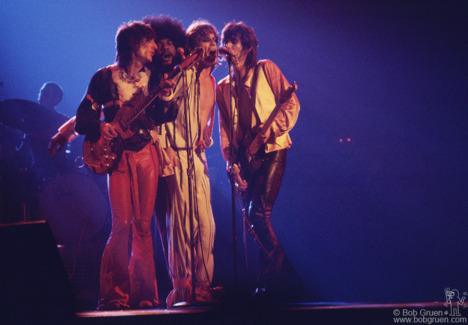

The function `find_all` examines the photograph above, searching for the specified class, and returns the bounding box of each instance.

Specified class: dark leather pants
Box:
[244,148,287,288]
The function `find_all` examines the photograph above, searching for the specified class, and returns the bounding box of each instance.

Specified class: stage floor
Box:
[74,302,456,325]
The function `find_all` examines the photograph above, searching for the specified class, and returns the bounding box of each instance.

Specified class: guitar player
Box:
[74,21,176,310]
[216,22,300,301]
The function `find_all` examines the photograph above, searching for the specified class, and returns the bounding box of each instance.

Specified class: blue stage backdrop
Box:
[1,0,467,304]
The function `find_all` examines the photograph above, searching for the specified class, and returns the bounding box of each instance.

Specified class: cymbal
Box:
[0,99,59,135]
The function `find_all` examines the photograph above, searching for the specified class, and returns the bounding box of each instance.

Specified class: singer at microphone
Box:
[219,46,233,57]
[216,21,300,303]
[219,46,235,66]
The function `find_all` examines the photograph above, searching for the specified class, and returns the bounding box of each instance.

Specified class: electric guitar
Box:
[237,81,297,186]
[82,47,204,174]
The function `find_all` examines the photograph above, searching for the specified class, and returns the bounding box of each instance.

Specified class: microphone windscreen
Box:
[219,47,232,56]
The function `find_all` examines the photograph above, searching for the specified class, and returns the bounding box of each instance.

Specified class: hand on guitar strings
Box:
[100,122,118,141]
[255,123,272,145]
[231,164,248,192]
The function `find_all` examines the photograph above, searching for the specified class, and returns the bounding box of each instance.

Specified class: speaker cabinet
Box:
[0,221,76,324]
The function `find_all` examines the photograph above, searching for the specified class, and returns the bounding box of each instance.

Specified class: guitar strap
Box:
[102,67,120,117]
[108,68,119,109]
[249,61,265,127]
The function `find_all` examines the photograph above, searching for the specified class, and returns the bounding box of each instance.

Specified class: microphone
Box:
[219,47,233,57]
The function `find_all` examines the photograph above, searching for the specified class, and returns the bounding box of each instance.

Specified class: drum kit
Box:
[0,99,108,243]
[0,99,59,136]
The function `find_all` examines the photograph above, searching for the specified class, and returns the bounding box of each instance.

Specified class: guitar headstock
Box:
[178,47,204,71]
[279,81,298,103]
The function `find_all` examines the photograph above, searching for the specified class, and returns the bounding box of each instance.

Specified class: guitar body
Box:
[238,132,263,185]
[237,82,298,190]
[82,103,141,175]
[110,102,142,139]
[238,150,262,188]
[82,135,123,175]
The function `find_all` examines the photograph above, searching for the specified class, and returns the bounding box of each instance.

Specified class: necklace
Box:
[118,70,143,85]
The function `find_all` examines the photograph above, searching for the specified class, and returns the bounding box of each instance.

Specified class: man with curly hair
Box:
[140,15,186,266]
[143,15,186,75]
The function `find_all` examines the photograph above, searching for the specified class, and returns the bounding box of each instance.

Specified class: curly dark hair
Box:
[142,15,186,50]
[115,21,156,68]
[221,22,258,72]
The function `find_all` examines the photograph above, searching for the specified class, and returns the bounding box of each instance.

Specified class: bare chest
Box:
[198,77,215,130]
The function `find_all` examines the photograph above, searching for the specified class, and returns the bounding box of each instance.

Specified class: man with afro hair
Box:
[143,15,186,75]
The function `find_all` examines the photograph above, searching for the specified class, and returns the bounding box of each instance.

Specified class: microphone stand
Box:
[227,58,238,291]
[182,71,197,303]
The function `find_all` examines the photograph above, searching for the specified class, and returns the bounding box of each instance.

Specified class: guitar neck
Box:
[121,47,203,128]
[247,97,286,156]
[259,83,296,135]
[260,99,284,135]
[245,82,297,159]
[124,66,182,126]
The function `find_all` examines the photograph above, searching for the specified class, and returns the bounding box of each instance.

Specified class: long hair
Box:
[142,15,186,49]
[186,19,219,53]
[221,22,258,72]
[115,21,156,68]
[186,19,219,72]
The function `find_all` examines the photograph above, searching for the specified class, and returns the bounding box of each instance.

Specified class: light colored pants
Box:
[165,147,215,307]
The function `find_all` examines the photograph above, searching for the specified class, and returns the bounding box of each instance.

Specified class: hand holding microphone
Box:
[176,47,186,61]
